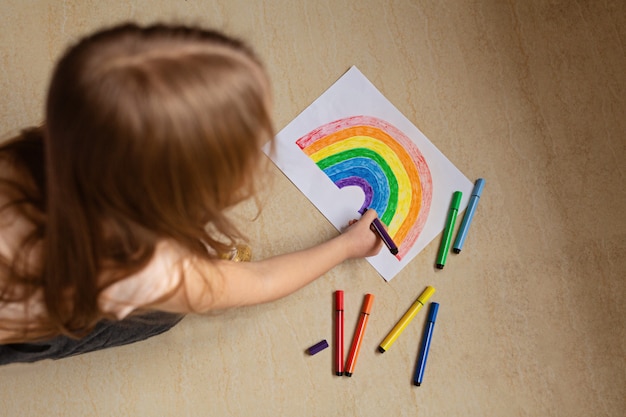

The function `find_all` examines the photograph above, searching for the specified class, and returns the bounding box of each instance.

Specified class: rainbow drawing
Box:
[296,115,433,259]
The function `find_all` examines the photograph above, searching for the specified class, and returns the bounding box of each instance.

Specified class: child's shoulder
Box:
[99,240,189,319]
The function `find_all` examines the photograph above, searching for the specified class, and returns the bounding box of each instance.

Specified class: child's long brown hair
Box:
[0,23,274,341]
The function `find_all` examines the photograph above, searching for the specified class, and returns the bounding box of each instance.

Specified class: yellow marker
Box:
[378,286,436,353]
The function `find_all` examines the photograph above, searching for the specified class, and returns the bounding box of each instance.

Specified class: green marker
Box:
[436,191,463,269]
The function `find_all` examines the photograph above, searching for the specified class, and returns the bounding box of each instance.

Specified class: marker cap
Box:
[336,290,344,310]
[362,294,375,314]
[417,286,436,305]
[472,178,485,197]
[427,302,440,322]
[451,191,463,209]
[307,339,329,355]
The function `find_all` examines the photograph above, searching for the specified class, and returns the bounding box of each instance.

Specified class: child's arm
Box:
[152,209,383,313]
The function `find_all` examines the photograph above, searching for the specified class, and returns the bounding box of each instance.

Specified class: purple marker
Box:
[370,216,399,256]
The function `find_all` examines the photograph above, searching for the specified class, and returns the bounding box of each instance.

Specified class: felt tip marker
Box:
[436,191,462,269]
[453,179,485,254]
[345,294,374,377]
[371,217,399,256]
[414,302,439,386]
[361,209,398,256]
[378,286,435,353]
[335,291,344,376]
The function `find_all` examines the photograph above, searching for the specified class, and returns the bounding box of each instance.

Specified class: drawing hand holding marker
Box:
[378,286,435,353]
[436,191,462,269]
[369,212,399,256]
[453,179,485,253]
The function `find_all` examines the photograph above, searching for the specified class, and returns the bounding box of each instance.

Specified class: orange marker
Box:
[345,294,374,377]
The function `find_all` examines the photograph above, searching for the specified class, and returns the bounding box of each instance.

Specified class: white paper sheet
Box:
[264,66,473,281]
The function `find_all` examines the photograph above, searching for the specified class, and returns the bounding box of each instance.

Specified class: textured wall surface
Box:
[1,1,624,416]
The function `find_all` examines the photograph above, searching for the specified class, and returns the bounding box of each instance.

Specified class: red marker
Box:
[345,294,374,377]
[335,291,344,376]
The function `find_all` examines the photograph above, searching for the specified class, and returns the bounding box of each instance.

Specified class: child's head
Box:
[45,23,274,254]
[0,23,274,338]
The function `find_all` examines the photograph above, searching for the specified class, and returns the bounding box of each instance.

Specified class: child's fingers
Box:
[362,208,379,222]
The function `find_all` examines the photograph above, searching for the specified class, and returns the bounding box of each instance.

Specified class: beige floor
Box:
[1,1,625,416]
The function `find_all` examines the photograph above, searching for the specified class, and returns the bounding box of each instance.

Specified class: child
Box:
[0,23,382,364]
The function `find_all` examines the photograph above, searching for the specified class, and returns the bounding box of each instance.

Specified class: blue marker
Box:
[453,178,485,254]
[413,302,439,386]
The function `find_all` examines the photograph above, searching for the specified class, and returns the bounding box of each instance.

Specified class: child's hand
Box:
[342,209,384,259]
